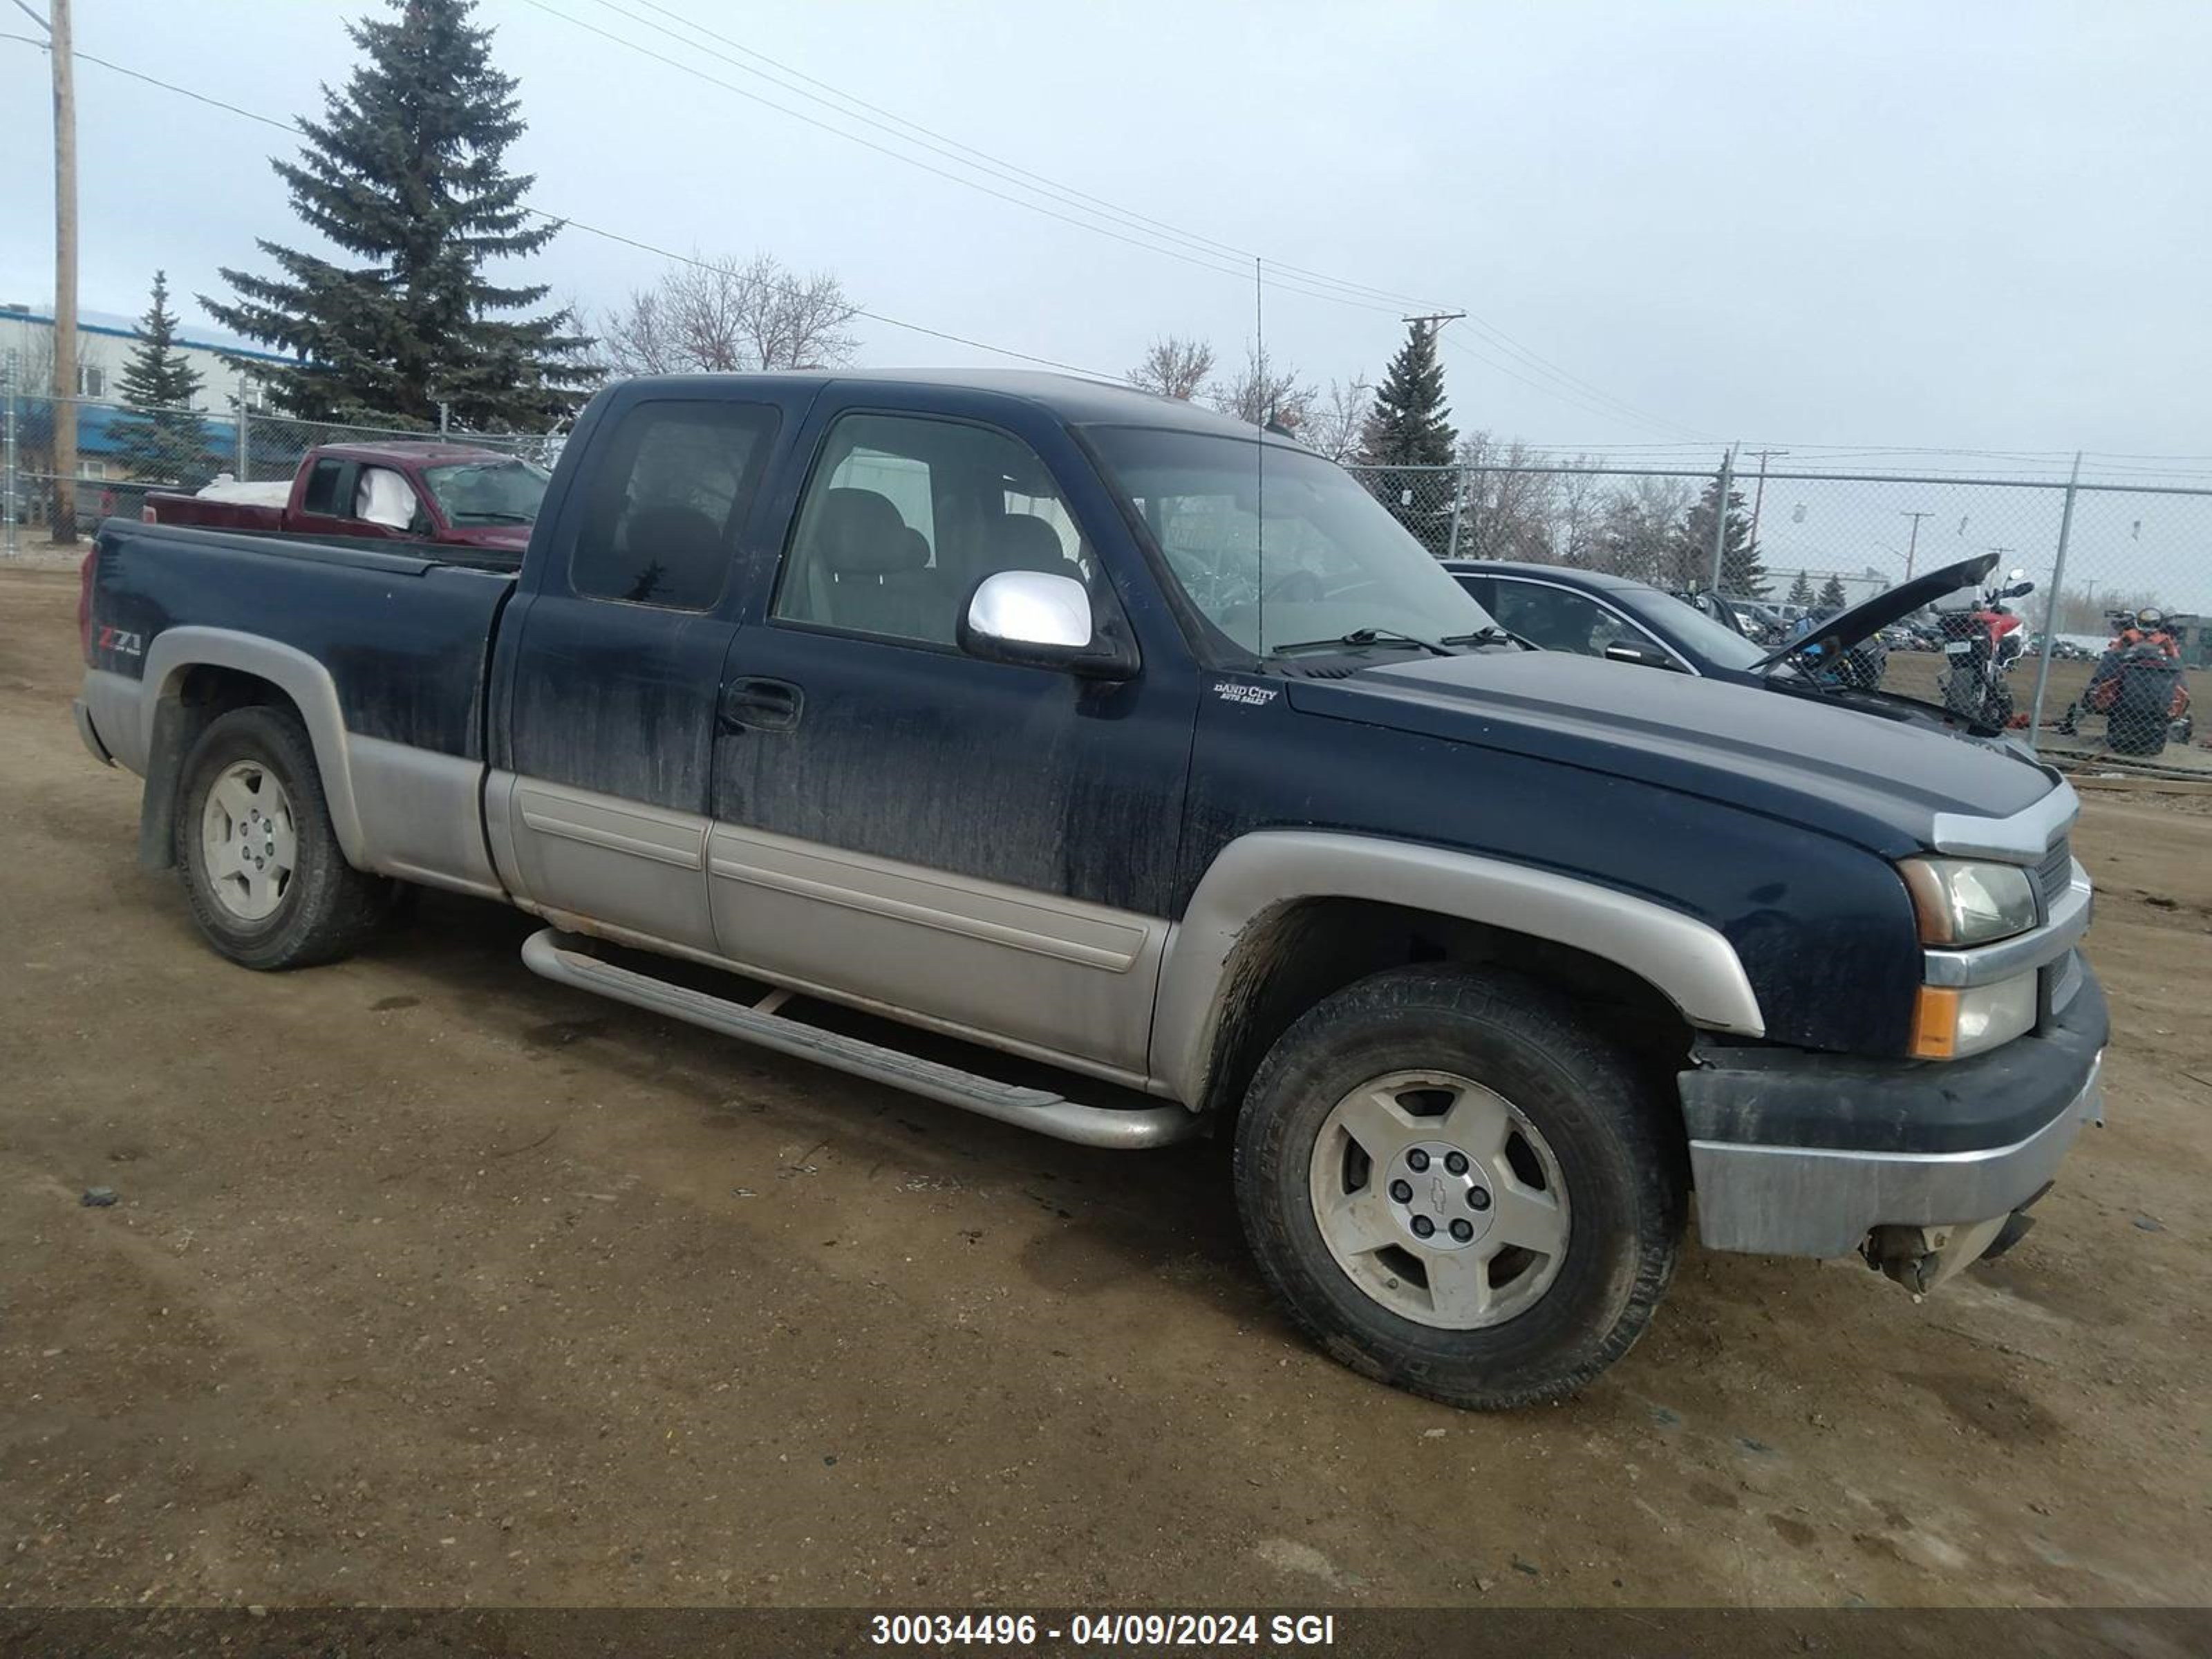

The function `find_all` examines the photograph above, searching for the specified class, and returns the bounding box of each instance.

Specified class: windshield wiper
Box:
[1439,626,1528,650]
[453,510,535,523]
[1270,628,1454,658]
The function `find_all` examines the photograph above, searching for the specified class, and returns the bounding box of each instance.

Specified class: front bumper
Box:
[1681,966,2108,1257]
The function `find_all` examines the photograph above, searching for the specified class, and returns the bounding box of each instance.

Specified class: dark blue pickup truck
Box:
[73,370,2105,1409]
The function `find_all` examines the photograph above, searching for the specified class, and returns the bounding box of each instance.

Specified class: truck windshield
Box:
[1087,426,1497,656]
[422,458,552,525]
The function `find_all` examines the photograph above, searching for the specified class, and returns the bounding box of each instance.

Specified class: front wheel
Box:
[1232,967,1685,1410]
[176,704,393,969]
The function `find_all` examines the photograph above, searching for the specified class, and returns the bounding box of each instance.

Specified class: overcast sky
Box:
[4,0,2209,469]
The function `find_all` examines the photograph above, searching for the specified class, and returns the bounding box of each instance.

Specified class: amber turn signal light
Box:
[1910,986,1960,1060]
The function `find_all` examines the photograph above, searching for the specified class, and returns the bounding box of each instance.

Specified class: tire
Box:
[2110,673,2170,756]
[1232,966,1685,1411]
[1942,664,1982,722]
[174,704,392,970]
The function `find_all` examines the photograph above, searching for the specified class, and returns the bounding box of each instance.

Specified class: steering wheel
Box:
[1260,568,1328,603]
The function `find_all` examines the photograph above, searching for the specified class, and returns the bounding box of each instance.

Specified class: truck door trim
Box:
[487,772,717,952]
[515,780,709,870]
[706,823,1153,973]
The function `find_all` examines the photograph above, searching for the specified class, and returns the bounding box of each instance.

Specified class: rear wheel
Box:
[176,704,391,969]
[2110,672,2171,756]
[1232,966,1685,1410]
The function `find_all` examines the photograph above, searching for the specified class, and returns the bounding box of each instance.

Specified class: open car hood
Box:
[1754,552,1998,670]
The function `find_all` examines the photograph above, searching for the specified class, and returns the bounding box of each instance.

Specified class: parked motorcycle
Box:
[2058,610,2193,756]
[1936,570,2034,729]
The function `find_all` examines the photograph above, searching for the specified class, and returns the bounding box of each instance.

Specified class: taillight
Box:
[78,545,98,664]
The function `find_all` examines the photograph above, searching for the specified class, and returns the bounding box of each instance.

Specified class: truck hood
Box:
[1288,648,2055,856]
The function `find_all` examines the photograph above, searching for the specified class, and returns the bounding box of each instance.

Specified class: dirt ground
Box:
[1880,648,2212,773]
[2,563,2208,1612]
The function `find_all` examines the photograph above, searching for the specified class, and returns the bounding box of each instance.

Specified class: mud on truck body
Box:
[75,371,2103,1407]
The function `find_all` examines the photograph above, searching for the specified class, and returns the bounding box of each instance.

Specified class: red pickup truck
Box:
[142,441,549,557]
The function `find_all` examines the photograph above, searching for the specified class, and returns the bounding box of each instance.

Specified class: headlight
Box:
[1911,973,2038,1060]
[1899,857,2038,946]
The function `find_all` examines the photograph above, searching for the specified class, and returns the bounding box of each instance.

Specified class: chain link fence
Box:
[4,370,2205,769]
[1349,458,2212,769]
[0,379,561,552]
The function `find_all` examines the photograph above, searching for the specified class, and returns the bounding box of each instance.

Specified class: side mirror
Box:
[1602,639,1683,671]
[2005,580,2036,599]
[957,570,1138,680]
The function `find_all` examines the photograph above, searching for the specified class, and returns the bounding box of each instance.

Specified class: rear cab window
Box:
[300,458,350,517]
[569,402,781,610]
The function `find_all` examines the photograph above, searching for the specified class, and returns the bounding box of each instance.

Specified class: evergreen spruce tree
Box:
[203,0,595,430]
[1358,321,1456,552]
[109,272,215,486]
[1786,569,1816,608]
[1676,458,1769,595]
[1817,573,1850,611]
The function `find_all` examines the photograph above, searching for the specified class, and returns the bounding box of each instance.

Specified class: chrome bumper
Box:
[1690,1050,2104,1259]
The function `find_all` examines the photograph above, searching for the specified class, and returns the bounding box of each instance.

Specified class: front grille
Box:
[2035,838,2074,910]
[2047,950,2084,1019]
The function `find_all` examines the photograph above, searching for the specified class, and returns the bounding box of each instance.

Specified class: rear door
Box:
[488,386,805,949]
[702,389,1199,1076]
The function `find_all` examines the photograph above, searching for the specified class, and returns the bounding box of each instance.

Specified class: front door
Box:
[705,400,1197,1075]
[491,392,790,950]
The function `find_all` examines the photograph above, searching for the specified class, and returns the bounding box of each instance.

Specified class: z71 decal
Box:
[1212,679,1278,707]
[97,626,144,658]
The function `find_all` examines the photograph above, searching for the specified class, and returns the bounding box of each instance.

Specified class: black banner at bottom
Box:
[0,1607,2205,1659]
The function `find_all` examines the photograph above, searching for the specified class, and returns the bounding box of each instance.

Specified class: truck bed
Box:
[86,518,517,761]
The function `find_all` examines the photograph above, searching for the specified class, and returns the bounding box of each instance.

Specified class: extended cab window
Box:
[301,458,348,517]
[772,413,1089,648]
[571,401,779,610]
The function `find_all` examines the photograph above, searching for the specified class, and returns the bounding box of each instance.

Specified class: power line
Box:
[1438,332,1709,442]
[0,32,1119,378]
[536,0,1707,433]
[517,0,1414,319]
[606,0,1431,314]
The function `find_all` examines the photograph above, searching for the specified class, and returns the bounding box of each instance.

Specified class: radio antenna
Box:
[1254,255,1266,658]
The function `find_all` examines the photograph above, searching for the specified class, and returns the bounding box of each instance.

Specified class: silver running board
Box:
[519,928,1205,1151]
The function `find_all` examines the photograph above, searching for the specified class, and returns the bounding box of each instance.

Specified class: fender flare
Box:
[1149,830,1765,1106]
[140,627,368,866]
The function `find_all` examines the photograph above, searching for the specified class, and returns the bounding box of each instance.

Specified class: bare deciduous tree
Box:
[601,252,860,377]
[1455,431,1560,562]
[1126,335,1215,400]
[1208,341,1318,433]
[1593,474,1696,586]
[1549,460,1607,568]
[1309,376,1371,463]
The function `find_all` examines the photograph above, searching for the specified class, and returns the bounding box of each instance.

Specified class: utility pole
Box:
[1400,310,1468,337]
[1899,509,1932,581]
[1704,444,1738,592]
[1744,447,1787,554]
[34,0,79,544]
